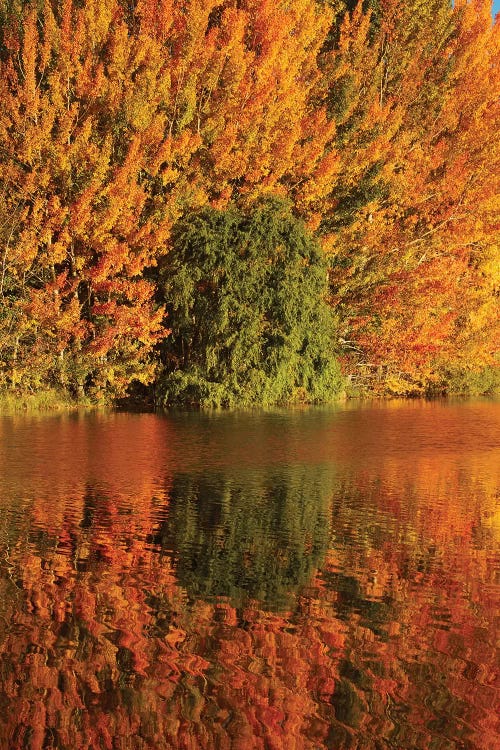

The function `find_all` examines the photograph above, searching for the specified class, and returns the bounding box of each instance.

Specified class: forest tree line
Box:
[0,0,498,406]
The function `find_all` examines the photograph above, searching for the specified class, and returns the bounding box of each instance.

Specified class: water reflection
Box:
[0,401,498,749]
[153,467,332,608]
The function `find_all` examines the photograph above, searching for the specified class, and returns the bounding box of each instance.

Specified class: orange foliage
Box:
[0,0,498,396]
[324,0,499,391]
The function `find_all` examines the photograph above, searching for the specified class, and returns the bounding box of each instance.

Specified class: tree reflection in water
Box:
[152,467,332,609]
[0,409,498,749]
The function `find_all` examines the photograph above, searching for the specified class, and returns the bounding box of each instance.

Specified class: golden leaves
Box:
[0,0,497,397]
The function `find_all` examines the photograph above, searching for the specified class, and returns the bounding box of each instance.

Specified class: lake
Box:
[0,399,498,749]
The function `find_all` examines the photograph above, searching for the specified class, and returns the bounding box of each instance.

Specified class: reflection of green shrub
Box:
[155,466,333,609]
[155,198,343,408]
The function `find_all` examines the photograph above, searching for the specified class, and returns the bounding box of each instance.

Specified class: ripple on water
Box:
[0,400,498,749]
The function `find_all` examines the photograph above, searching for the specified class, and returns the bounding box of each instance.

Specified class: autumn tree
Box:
[0,0,174,398]
[318,0,499,394]
[0,0,342,401]
[0,0,497,403]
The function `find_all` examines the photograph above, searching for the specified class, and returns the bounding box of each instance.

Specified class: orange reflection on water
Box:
[0,401,498,749]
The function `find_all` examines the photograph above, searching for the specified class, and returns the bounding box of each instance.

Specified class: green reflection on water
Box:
[154,465,334,609]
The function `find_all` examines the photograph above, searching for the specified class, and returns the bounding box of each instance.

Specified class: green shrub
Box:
[155,197,343,408]
[439,364,500,396]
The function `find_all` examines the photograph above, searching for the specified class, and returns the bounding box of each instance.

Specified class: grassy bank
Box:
[1,369,497,416]
[0,389,87,415]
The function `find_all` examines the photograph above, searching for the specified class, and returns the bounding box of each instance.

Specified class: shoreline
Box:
[1,387,497,417]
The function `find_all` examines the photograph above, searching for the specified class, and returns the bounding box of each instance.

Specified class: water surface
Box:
[0,399,498,749]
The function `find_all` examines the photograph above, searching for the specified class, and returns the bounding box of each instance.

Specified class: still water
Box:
[0,400,498,750]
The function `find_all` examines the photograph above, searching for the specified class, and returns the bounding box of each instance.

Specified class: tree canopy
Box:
[0,0,497,404]
[156,199,342,407]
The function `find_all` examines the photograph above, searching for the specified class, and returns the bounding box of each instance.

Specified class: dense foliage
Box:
[157,199,342,406]
[0,0,498,405]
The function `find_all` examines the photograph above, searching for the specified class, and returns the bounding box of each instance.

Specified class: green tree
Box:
[156,198,343,408]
